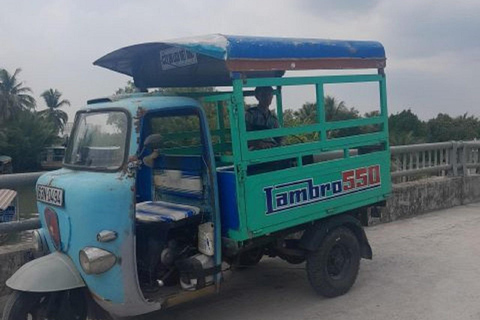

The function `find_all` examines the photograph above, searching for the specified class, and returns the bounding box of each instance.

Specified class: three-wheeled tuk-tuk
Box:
[3,35,390,319]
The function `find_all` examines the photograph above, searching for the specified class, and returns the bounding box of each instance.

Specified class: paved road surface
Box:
[138,203,480,320]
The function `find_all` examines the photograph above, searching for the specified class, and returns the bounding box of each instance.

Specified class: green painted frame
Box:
[200,73,391,241]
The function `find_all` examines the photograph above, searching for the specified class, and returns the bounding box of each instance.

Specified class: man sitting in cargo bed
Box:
[245,86,284,150]
[245,86,290,174]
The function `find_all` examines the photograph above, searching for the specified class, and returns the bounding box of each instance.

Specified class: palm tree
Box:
[324,96,350,121]
[294,102,317,124]
[39,89,70,134]
[0,68,36,123]
[294,96,356,125]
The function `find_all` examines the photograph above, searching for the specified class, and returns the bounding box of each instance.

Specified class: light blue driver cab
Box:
[34,94,220,316]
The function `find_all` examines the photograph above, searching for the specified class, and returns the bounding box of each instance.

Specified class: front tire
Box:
[306,227,360,298]
[2,289,87,320]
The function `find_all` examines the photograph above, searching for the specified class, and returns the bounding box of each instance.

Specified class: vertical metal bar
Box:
[434,149,438,167]
[452,142,458,176]
[462,142,467,176]
[217,101,226,154]
[402,153,407,182]
[447,147,450,169]
[416,152,420,169]
[315,83,326,142]
[275,86,283,127]
[477,147,480,172]
[15,195,20,221]
[409,153,413,170]
[229,78,248,248]
[232,79,249,161]
[379,76,391,174]
[444,148,448,176]
[297,155,303,167]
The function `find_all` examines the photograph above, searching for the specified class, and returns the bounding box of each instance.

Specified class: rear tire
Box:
[306,227,360,297]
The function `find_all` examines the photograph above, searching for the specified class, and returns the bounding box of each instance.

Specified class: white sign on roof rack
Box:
[160,47,198,71]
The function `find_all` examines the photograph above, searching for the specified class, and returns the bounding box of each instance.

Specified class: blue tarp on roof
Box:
[94,34,386,88]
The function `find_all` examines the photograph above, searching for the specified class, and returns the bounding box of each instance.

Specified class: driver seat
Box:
[135,200,200,223]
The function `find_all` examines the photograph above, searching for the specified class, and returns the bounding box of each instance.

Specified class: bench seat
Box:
[135,201,200,223]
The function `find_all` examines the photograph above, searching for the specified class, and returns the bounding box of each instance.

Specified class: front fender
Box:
[6,252,85,292]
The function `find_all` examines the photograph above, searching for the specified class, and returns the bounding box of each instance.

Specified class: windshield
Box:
[64,111,129,170]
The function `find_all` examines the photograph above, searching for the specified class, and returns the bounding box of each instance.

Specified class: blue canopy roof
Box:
[94,34,386,88]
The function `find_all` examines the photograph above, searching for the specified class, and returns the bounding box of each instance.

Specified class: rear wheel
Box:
[2,289,87,320]
[306,227,360,297]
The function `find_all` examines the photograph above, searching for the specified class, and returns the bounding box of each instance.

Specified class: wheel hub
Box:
[327,244,350,278]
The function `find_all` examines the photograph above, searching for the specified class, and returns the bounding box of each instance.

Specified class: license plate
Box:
[37,185,64,207]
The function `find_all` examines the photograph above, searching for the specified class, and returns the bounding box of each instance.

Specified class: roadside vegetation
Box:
[0,68,68,172]
[1,72,479,172]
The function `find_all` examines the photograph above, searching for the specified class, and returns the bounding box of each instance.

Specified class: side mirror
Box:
[144,134,163,149]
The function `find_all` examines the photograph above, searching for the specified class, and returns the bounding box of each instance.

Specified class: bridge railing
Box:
[0,140,479,236]
[390,140,480,181]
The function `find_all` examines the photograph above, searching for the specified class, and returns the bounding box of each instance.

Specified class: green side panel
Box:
[241,152,390,238]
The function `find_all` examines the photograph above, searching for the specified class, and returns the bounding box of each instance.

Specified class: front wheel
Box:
[2,289,87,320]
[306,227,361,298]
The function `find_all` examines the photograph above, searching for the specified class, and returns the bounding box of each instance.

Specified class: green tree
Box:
[38,89,70,134]
[426,113,480,142]
[115,80,139,95]
[158,87,215,95]
[293,96,359,125]
[325,96,359,122]
[0,130,7,150]
[390,131,417,146]
[388,109,426,145]
[294,102,317,124]
[283,109,299,127]
[288,96,361,141]
[114,83,220,148]
[1,111,60,172]
[0,68,36,124]
[388,109,427,145]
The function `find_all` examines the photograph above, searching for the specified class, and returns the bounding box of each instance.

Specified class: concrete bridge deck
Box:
[139,203,480,320]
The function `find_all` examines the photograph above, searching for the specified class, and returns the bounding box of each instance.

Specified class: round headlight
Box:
[79,247,116,275]
[32,229,48,258]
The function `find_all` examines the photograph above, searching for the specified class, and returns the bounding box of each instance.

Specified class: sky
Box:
[1,0,480,121]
